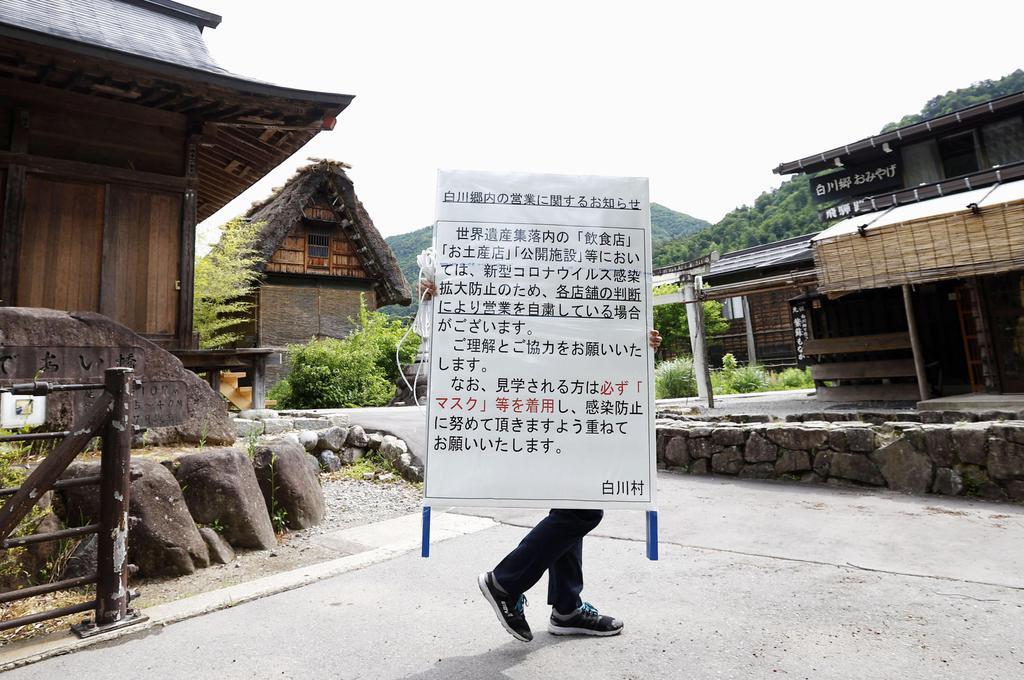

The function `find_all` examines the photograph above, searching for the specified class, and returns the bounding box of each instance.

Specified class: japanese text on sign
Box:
[424,170,656,509]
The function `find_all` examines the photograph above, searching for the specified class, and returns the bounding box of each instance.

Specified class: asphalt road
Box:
[9,473,1023,680]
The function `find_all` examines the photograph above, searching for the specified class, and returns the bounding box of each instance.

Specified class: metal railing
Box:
[0,367,146,638]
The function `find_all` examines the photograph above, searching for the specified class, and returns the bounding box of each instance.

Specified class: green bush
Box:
[727,364,769,393]
[346,298,420,384]
[655,356,698,398]
[275,296,420,409]
[283,338,393,409]
[777,367,814,389]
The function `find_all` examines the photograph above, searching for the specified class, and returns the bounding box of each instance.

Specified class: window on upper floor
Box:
[307,232,329,266]
[981,116,1024,167]
[902,140,943,187]
[937,130,980,178]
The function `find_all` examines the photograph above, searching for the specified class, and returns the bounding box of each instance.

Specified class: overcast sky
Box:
[195,0,1023,246]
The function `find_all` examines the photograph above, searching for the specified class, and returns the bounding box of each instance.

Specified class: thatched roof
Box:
[245,159,412,306]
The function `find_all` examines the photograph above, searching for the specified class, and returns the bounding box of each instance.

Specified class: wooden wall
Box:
[106,187,182,337]
[0,79,193,347]
[265,219,368,279]
[709,288,802,367]
[16,175,104,312]
[258,280,377,385]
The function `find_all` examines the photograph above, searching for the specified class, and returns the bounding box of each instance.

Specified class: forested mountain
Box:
[381,203,707,316]
[881,69,1024,132]
[653,178,817,266]
[650,204,709,245]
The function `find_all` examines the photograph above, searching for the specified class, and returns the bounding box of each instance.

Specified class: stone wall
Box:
[656,417,1024,503]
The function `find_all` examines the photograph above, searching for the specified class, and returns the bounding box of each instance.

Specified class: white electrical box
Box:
[1,393,46,429]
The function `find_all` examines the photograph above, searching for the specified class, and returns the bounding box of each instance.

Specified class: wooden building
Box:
[653,234,818,367]
[0,0,353,351]
[701,233,818,367]
[775,89,1024,401]
[242,160,411,384]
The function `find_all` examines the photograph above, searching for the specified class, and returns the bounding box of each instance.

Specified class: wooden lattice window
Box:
[307,232,329,268]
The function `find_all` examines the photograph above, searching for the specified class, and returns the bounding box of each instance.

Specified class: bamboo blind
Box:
[815,198,1024,292]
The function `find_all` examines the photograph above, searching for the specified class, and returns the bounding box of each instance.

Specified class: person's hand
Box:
[419,280,437,300]
[649,329,662,350]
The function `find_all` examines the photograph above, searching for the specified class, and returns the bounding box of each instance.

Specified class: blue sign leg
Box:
[421,506,431,558]
[646,510,659,561]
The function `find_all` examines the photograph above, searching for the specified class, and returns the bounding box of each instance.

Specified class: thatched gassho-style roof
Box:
[245,159,412,307]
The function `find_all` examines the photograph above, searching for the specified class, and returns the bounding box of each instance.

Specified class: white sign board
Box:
[424,169,655,509]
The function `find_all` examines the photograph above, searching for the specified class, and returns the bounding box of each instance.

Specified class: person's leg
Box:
[492,509,602,598]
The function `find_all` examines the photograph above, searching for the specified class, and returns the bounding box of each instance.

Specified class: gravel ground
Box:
[0,475,423,644]
[132,476,424,609]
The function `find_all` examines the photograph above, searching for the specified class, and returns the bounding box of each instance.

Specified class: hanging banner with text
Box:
[424,169,655,509]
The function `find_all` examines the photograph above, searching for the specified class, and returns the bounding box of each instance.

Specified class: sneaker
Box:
[548,602,623,637]
[478,572,533,642]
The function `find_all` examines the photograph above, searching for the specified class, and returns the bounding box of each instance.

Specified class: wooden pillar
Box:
[902,284,930,402]
[251,356,266,410]
[742,296,757,365]
[683,277,714,408]
[0,165,26,306]
[177,135,199,349]
[1,108,30,306]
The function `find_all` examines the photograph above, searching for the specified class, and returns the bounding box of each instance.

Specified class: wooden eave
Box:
[0,28,353,220]
[774,90,1024,176]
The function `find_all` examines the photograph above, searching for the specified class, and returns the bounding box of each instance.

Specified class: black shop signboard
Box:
[809,159,902,205]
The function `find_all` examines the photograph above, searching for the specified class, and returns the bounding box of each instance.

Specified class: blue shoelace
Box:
[579,602,598,617]
[514,594,528,615]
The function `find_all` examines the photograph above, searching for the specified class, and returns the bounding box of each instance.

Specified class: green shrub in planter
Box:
[655,356,698,399]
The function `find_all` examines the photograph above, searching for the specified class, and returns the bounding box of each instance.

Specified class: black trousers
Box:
[491,509,604,614]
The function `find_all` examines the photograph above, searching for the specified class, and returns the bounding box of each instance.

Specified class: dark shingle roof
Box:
[703,232,818,282]
[0,0,226,74]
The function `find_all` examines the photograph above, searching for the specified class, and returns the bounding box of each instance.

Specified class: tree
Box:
[193,218,263,349]
[652,283,729,358]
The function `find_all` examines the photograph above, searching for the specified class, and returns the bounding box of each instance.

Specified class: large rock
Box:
[765,426,828,451]
[60,458,210,577]
[872,439,934,493]
[378,436,407,463]
[739,463,775,479]
[951,424,989,465]
[0,308,233,446]
[923,427,957,467]
[711,447,744,474]
[198,527,236,565]
[845,427,876,453]
[711,427,746,446]
[297,430,319,451]
[932,468,964,496]
[987,438,1024,480]
[347,425,370,448]
[252,441,326,530]
[663,437,690,467]
[775,449,812,475]
[61,534,98,580]
[828,452,885,486]
[317,450,343,472]
[316,426,350,453]
[172,448,277,550]
[744,432,777,463]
